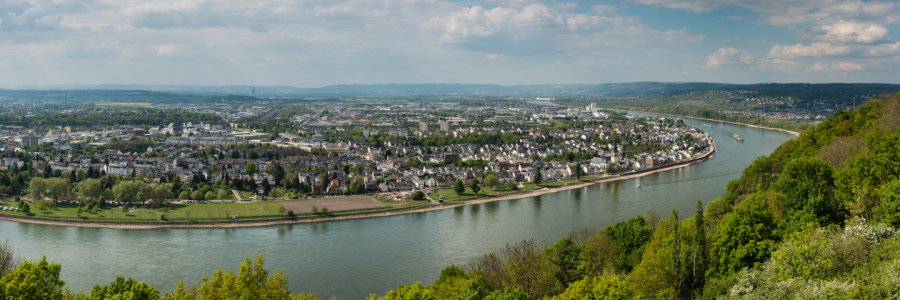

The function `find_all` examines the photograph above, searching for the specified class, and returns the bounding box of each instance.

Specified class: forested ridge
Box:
[3,93,900,299]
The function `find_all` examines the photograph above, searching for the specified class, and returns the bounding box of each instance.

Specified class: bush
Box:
[412,191,426,200]
[769,223,834,280]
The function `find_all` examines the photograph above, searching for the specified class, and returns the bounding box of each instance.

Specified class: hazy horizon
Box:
[1,0,898,87]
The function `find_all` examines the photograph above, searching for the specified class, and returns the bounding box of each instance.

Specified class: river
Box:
[0,113,795,299]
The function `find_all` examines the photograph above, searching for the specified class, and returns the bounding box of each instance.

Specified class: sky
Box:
[0,0,898,87]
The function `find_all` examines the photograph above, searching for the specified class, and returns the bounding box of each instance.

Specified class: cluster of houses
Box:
[0,101,713,198]
[0,117,710,198]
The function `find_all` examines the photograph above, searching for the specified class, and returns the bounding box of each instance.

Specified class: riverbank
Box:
[614,109,802,137]
[0,141,717,230]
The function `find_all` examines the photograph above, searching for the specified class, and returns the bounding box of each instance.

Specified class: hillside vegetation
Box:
[2,93,900,299]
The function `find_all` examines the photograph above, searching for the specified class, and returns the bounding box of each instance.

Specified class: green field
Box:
[0,201,281,221]
[0,176,609,223]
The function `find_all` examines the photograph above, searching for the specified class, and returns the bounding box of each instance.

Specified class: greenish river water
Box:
[0,113,795,299]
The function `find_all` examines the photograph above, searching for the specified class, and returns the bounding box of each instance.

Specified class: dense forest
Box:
[3,93,900,299]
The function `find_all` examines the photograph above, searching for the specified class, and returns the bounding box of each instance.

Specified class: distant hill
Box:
[5,82,899,98]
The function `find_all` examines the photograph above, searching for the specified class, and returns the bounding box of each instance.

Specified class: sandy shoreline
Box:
[0,142,717,230]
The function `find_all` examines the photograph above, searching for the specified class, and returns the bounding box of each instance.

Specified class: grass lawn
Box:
[431,187,488,201]
[0,200,282,221]
[236,191,255,200]
[373,197,426,208]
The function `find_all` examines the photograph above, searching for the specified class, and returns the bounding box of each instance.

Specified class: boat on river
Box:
[702,124,712,127]
[734,134,743,142]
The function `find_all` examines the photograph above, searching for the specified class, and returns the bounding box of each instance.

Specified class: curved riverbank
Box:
[614,109,802,137]
[0,141,717,230]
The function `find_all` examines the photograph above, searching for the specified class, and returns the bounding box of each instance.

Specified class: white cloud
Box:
[768,42,900,58]
[630,0,899,27]
[801,21,889,44]
[809,61,864,71]
[706,48,755,68]
[768,43,852,58]
[424,2,704,56]
[629,0,828,14]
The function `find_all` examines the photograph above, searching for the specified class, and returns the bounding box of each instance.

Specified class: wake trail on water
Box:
[636,171,741,188]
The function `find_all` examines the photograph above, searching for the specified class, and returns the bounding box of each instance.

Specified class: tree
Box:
[113,181,150,203]
[205,191,216,200]
[217,190,230,200]
[148,185,170,208]
[1,239,21,277]
[29,177,68,204]
[278,205,288,216]
[351,176,366,194]
[875,180,900,227]
[366,282,435,300]
[574,165,582,180]
[77,178,103,202]
[544,237,582,287]
[166,254,294,300]
[321,206,329,214]
[692,201,707,295]
[628,218,677,299]
[605,216,653,272]
[466,239,561,299]
[191,190,204,200]
[453,179,465,196]
[769,223,834,280]
[470,179,481,195]
[551,274,635,300]
[0,256,65,300]
[709,193,779,277]
[484,174,500,191]
[89,276,159,300]
[534,167,542,186]
[44,178,69,203]
[178,191,190,200]
[311,206,319,214]
[28,177,48,201]
[836,129,900,219]
[245,162,257,176]
[578,234,617,277]
[507,181,519,191]
[774,157,840,231]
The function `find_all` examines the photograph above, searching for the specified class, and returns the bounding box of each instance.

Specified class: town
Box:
[0,100,712,213]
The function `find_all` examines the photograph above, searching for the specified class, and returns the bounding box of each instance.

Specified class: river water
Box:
[0,114,795,299]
